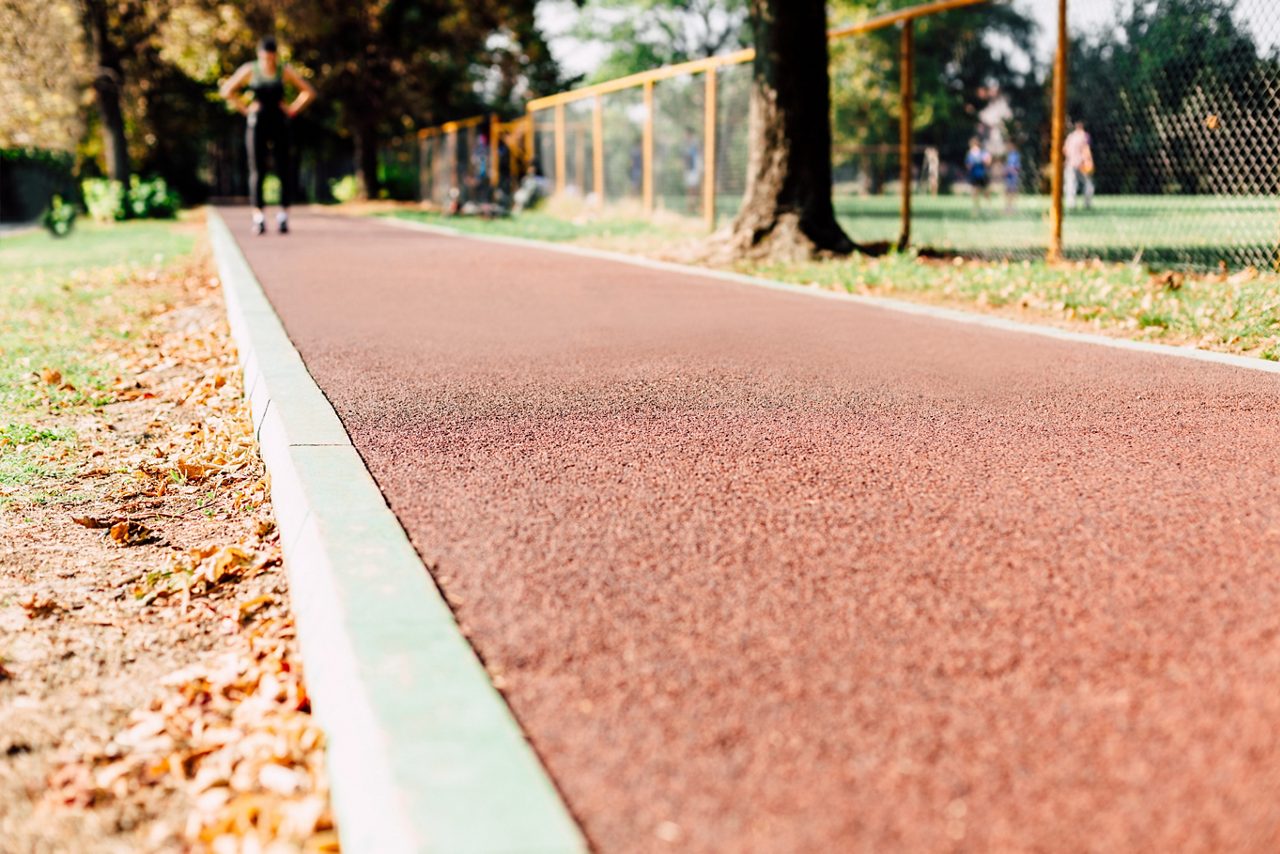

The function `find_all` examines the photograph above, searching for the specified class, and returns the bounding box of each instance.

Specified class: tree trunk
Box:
[355,122,380,200]
[80,0,130,182]
[727,0,854,260]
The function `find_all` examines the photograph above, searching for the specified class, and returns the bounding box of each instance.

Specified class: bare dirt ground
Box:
[0,225,336,852]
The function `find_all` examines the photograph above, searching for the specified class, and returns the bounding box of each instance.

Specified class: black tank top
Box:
[249,61,286,120]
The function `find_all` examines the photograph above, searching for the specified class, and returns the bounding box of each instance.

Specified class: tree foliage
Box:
[570,0,749,82]
[0,1,85,151]
[1069,0,1279,194]
[2,0,562,202]
[246,0,561,196]
[827,0,1042,179]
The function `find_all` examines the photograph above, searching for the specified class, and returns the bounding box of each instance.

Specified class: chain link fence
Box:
[714,62,752,223]
[419,118,481,208]
[418,0,1280,271]
[1060,0,1280,269]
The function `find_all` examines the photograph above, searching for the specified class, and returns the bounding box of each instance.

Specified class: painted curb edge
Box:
[376,214,1280,378]
[207,209,587,854]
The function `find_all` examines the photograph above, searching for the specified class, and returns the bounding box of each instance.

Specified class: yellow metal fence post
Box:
[643,80,655,216]
[899,20,914,252]
[1048,0,1068,262]
[593,95,605,204]
[704,68,718,231]
[554,104,567,196]
[435,134,446,205]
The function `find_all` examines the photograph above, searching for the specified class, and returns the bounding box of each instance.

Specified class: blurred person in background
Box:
[965,137,992,215]
[1064,121,1095,211]
[921,146,940,196]
[220,35,316,235]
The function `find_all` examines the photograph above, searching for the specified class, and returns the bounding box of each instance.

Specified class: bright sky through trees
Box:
[535,0,1114,78]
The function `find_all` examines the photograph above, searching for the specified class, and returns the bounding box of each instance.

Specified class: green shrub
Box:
[378,156,418,201]
[41,194,77,237]
[81,175,180,221]
[83,178,127,222]
[329,174,359,204]
[125,175,179,219]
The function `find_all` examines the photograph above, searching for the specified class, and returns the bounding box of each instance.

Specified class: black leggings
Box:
[247,115,293,209]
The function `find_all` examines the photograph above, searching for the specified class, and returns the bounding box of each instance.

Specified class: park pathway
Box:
[232,210,1280,852]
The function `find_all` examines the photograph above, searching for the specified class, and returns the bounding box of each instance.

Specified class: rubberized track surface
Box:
[233,211,1280,852]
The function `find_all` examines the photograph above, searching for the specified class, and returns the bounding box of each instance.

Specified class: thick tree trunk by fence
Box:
[80,0,130,183]
[728,0,853,260]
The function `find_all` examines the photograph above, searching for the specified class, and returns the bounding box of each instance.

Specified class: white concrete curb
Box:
[208,209,586,854]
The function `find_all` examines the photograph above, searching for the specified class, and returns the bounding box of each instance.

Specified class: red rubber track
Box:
[232,211,1280,852]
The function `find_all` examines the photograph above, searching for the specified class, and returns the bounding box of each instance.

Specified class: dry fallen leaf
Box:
[109,520,157,547]
[1149,271,1184,291]
[72,515,125,529]
[46,762,97,808]
[238,595,274,621]
[175,461,216,481]
[41,367,62,385]
[19,593,63,619]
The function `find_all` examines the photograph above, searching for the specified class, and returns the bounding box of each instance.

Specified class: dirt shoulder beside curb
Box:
[0,217,336,852]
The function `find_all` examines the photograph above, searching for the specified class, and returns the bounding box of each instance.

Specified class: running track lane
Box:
[232,210,1280,852]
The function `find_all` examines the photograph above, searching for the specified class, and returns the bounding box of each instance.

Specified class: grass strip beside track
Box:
[0,221,196,499]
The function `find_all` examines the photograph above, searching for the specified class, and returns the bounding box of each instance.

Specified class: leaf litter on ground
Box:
[1,220,336,851]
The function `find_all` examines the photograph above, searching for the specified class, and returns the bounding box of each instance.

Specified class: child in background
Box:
[1064,122,1095,210]
[965,137,992,215]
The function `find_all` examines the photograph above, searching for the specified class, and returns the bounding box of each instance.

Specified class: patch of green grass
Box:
[0,423,77,491]
[0,457,66,487]
[1138,311,1172,329]
[0,423,73,445]
[830,193,1280,269]
[0,220,194,413]
[0,220,193,281]
[745,252,1280,355]
[0,220,193,503]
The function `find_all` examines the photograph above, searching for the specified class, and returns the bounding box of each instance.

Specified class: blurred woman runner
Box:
[219,36,316,234]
